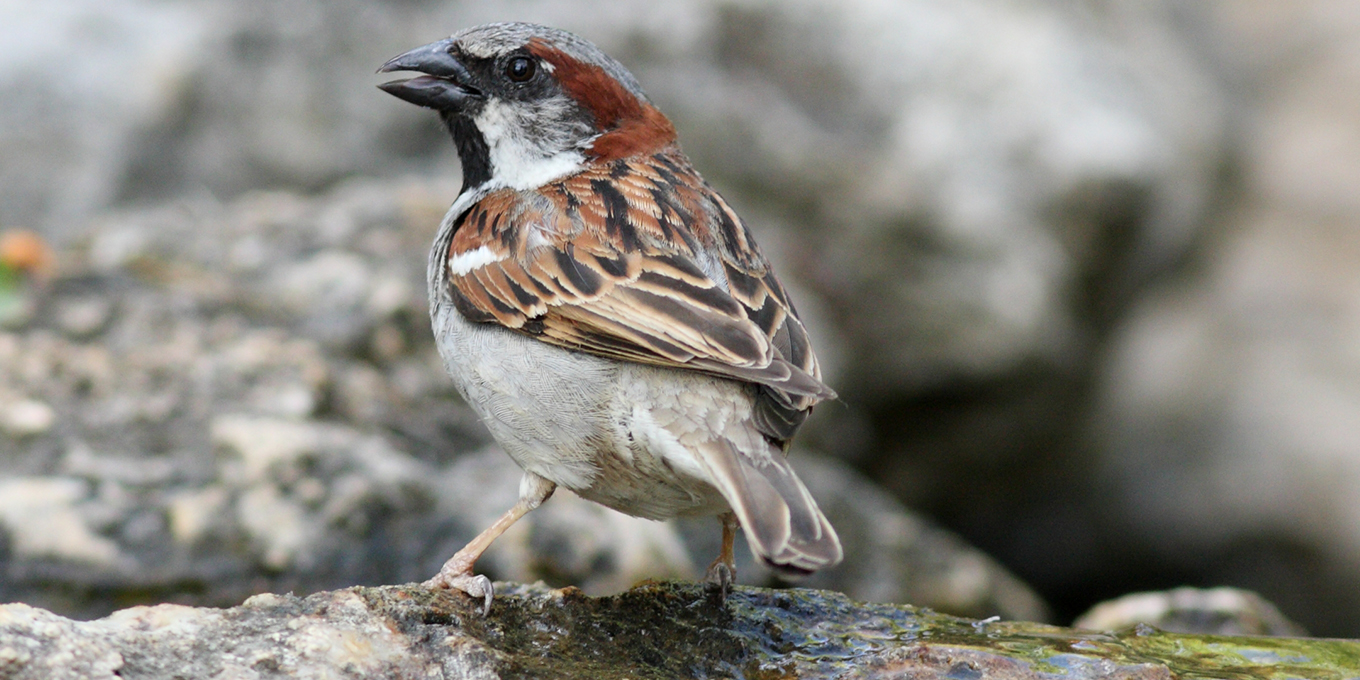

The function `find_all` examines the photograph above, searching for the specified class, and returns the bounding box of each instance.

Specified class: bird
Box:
[378,22,841,613]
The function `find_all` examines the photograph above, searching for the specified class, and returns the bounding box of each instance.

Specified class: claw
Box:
[421,474,555,617]
[704,561,734,602]
[704,513,738,602]
[473,575,494,616]
[425,572,495,616]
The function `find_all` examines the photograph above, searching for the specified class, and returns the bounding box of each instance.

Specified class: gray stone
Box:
[0,399,54,438]
[53,298,113,339]
[0,0,206,235]
[0,583,1352,680]
[1087,1,1360,636]
[0,477,122,567]
[1075,587,1307,637]
[625,0,1223,398]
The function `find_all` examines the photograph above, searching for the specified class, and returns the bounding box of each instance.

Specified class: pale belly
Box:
[431,303,733,520]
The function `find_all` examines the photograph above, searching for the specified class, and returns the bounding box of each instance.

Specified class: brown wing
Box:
[444,147,833,441]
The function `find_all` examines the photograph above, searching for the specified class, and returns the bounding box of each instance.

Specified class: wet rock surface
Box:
[1,582,1355,680]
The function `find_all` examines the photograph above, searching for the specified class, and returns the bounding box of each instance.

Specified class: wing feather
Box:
[443,146,835,440]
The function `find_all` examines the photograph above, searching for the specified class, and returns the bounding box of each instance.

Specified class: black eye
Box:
[506,56,536,82]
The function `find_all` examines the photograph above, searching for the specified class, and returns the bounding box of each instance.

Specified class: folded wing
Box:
[443,147,834,444]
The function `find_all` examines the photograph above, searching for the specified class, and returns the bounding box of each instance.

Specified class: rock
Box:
[1085,1,1360,636]
[0,179,468,617]
[0,1,206,235]
[0,477,121,567]
[1075,587,1307,637]
[269,249,376,349]
[53,297,112,339]
[2,582,1356,680]
[0,399,55,437]
[627,0,1223,399]
[163,487,229,546]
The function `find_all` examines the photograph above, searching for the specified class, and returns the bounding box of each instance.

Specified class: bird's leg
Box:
[426,472,556,615]
[704,512,739,599]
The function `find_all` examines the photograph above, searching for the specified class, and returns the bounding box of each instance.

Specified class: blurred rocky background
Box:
[0,0,1355,637]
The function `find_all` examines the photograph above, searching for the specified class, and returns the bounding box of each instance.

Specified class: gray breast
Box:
[430,301,620,491]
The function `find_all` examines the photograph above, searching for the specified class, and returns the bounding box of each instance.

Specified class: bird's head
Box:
[379,22,677,194]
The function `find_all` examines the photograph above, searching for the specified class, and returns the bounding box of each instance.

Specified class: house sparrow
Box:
[378,22,840,612]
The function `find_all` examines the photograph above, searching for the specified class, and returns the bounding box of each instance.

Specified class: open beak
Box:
[377,38,482,111]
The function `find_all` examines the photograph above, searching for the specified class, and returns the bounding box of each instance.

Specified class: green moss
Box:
[1116,630,1360,680]
[354,581,1360,679]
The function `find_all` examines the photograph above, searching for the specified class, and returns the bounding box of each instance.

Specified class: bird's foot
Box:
[424,569,494,616]
[704,560,735,602]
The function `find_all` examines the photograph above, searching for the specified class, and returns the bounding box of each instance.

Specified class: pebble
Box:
[0,398,55,436]
[55,298,113,338]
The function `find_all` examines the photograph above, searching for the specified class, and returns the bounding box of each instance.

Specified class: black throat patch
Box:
[444,112,492,191]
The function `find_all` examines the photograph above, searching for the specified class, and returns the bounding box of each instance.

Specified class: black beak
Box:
[377,38,482,111]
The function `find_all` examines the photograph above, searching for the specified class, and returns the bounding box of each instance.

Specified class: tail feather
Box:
[697,439,842,578]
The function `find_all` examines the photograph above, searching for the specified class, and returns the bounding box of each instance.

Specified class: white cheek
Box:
[475,100,585,191]
[473,100,516,148]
